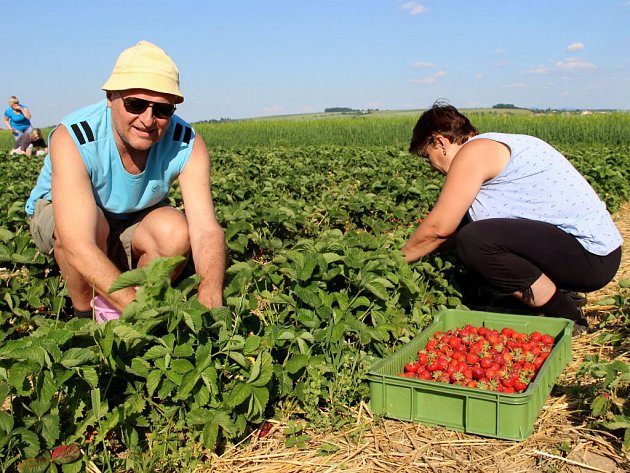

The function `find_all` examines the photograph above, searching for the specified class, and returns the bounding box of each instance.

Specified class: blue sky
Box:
[3,1,629,127]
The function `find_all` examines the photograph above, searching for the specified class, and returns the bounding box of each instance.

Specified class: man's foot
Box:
[74,307,93,319]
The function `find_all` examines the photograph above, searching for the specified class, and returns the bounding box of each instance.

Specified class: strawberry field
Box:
[0,112,629,472]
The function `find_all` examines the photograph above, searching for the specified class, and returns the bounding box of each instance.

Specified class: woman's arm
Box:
[402,139,510,262]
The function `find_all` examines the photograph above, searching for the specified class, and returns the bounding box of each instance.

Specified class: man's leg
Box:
[128,206,191,275]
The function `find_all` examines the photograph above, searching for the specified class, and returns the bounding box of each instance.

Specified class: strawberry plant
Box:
[0,132,628,468]
[576,279,630,451]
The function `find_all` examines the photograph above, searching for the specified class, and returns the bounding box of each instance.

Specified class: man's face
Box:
[108,89,176,152]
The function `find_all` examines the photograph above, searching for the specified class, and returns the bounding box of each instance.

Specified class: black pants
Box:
[456,218,621,295]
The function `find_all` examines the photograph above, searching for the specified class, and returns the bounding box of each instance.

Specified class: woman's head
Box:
[8,96,19,108]
[31,128,42,140]
[409,100,478,157]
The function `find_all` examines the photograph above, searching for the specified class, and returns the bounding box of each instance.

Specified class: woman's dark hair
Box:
[409,100,479,156]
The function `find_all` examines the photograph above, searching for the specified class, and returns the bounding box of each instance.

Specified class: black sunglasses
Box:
[120,96,176,119]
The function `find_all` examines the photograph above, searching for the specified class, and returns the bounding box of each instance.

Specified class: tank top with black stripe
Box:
[25,99,195,218]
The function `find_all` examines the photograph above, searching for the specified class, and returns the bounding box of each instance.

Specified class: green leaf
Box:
[201,410,237,450]
[364,281,388,300]
[91,388,102,419]
[147,370,162,397]
[595,297,616,306]
[228,351,249,368]
[227,382,252,408]
[243,335,261,354]
[285,354,309,374]
[16,457,50,473]
[0,411,14,433]
[129,358,151,378]
[618,278,630,289]
[78,367,99,388]
[201,366,219,396]
[248,352,273,387]
[41,414,60,449]
[37,371,57,405]
[294,285,321,308]
[112,324,151,343]
[144,345,171,360]
[171,359,195,375]
[601,415,630,430]
[202,421,219,451]
[60,348,97,368]
[591,395,610,417]
[62,461,84,473]
[250,386,270,417]
[13,427,41,458]
[108,269,147,292]
[0,227,14,242]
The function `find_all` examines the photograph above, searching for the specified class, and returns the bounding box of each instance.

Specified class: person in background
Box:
[25,40,226,319]
[11,128,48,156]
[4,96,32,139]
[401,101,622,336]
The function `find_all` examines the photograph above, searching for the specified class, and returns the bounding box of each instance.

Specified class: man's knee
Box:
[138,211,191,256]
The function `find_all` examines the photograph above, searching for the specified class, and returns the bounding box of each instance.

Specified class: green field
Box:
[0,112,628,471]
[3,109,630,150]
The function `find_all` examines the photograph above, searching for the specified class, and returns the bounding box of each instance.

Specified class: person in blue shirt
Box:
[402,102,622,336]
[26,41,226,319]
[4,96,32,139]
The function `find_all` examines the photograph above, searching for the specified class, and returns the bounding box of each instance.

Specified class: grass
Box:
[196,111,630,148]
[3,110,629,151]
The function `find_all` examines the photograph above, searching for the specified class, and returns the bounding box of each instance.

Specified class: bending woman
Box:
[401,102,622,335]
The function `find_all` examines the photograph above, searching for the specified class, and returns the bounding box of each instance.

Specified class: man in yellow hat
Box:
[25,40,225,319]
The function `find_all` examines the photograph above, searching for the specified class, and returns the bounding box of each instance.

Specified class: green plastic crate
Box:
[367,309,573,441]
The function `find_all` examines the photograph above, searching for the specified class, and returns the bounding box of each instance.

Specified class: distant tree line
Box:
[492,104,521,110]
[324,107,380,115]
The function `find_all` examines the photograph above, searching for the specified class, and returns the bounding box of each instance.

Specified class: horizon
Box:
[3,1,629,128]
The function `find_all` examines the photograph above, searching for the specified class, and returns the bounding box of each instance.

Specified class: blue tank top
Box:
[25,100,195,218]
[467,133,622,256]
[4,106,31,130]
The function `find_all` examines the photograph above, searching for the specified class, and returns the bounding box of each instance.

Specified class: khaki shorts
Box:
[28,199,169,271]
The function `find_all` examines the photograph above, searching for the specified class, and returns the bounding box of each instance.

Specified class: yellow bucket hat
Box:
[102,40,184,104]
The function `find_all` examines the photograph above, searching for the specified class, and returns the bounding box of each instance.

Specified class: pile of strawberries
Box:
[400,324,555,393]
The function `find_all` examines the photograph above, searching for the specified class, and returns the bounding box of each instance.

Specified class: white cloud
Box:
[503,83,530,89]
[411,61,435,68]
[566,42,585,52]
[530,64,552,75]
[530,57,596,75]
[411,71,446,84]
[556,57,596,71]
[401,2,429,15]
[474,74,483,80]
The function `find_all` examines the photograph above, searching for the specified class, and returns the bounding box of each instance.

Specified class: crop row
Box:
[0,143,627,470]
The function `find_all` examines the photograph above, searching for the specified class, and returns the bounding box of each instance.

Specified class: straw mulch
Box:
[205,204,630,473]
